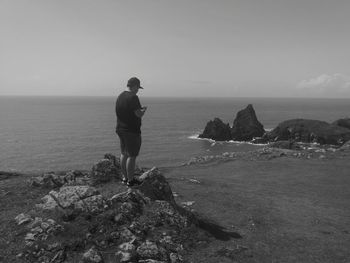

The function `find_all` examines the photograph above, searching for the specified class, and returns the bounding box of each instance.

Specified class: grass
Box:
[1,150,350,262]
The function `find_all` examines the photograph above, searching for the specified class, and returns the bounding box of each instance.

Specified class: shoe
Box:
[126,178,141,187]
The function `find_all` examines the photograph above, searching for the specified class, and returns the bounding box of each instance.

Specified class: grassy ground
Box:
[164,155,350,262]
[0,173,48,262]
[1,151,349,262]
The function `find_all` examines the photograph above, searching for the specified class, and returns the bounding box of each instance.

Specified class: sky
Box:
[0,0,350,98]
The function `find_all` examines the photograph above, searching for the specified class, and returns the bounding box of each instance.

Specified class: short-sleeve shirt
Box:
[116,91,142,134]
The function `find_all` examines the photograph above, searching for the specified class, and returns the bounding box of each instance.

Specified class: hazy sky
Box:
[1,0,350,97]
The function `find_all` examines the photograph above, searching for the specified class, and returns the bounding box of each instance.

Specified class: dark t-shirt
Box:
[116,91,142,134]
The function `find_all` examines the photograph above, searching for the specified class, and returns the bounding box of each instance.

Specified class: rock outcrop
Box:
[90,153,122,185]
[17,155,213,263]
[30,170,90,188]
[332,118,350,130]
[36,185,106,214]
[267,119,350,145]
[231,104,265,141]
[198,105,265,142]
[198,118,232,141]
[137,167,175,204]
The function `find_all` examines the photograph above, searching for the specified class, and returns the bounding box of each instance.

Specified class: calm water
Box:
[0,96,349,172]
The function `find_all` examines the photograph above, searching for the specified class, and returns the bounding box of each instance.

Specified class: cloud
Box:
[297,73,350,96]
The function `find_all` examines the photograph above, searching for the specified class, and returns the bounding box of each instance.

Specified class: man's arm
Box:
[134,107,147,118]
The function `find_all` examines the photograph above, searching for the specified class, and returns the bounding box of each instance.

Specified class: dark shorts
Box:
[117,131,141,157]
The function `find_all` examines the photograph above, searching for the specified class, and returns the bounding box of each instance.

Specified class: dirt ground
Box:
[1,150,350,262]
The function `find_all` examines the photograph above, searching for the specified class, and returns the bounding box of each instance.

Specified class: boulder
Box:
[332,118,350,130]
[30,170,89,188]
[267,119,350,145]
[198,118,232,141]
[14,213,33,225]
[115,242,137,262]
[137,167,175,204]
[82,247,104,263]
[104,153,120,168]
[36,185,105,213]
[231,104,265,141]
[136,240,168,261]
[23,217,64,247]
[90,158,120,185]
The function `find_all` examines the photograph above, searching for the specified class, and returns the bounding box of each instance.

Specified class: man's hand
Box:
[135,106,147,118]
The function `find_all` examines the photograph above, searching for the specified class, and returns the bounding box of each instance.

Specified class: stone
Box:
[169,252,182,263]
[27,217,43,229]
[115,242,137,262]
[82,247,104,263]
[188,179,200,184]
[181,201,195,207]
[15,213,32,225]
[136,240,168,261]
[267,119,350,145]
[36,186,104,213]
[198,118,232,141]
[64,170,90,185]
[138,167,175,204]
[339,140,350,151]
[119,228,137,243]
[115,251,134,262]
[30,170,89,188]
[103,153,120,168]
[75,195,106,213]
[231,104,265,141]
[90,158,119,185]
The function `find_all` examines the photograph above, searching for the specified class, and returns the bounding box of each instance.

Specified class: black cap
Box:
[127,77,143,89]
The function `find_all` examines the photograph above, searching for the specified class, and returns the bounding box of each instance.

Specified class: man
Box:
[115,77,147,186]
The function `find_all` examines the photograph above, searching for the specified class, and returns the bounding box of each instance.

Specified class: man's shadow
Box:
[196,215,242,240]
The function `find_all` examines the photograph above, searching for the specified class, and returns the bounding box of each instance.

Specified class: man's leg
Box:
[126,156,136,181]
[124,132,141,183]
[120,153,128,180]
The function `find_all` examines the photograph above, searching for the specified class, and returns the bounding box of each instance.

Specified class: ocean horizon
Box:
[1,96,349,172]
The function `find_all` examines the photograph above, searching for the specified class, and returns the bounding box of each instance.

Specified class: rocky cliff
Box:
[267,119,350,145]
[198,118,232,141]
[198,104,265,142]
[231,104,265,141]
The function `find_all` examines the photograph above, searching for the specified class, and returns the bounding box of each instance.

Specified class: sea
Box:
[0,96,349,172]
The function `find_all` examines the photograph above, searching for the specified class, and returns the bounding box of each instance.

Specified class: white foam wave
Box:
[188,134,269,146]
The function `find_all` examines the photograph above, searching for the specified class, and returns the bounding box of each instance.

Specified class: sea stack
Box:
[198,118,232,141]
[231,104,265,141]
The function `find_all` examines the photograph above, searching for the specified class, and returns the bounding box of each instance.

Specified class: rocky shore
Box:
[199,104,350,147]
